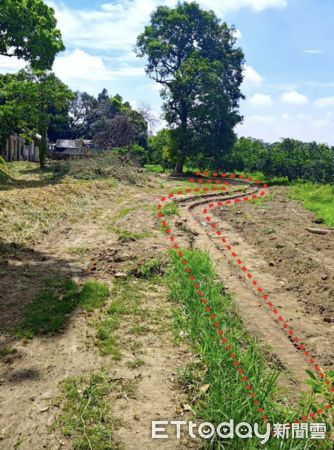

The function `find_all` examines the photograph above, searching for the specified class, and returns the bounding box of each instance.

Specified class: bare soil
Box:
[1,170,333,449]
[208,186,334,369]
[220,187,334,321]
[0,174,195,450]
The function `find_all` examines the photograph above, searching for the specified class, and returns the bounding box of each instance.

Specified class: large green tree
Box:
[136,1,244,174]
[0,0,64,70]
[0,70,74,167]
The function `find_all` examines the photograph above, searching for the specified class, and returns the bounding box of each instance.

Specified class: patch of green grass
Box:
[233,170,290,186]
[112,206,135,221]
[129,341,144,354]
[168,249,333,449]
[80,281,109,311]
[177,362,205,394]
[122,380,137,399]
[95,279,146,358]
[108,280,143,317]
[249,191,275,206]
[290,182,334,228]
[161,202,179,216]
[55,372,119,450]
[17,279,109,338]
[144,164,165,173]
[96,318,122,360]
[126,358,145,369]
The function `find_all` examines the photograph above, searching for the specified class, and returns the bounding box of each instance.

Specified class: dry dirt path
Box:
[0,179,195,450]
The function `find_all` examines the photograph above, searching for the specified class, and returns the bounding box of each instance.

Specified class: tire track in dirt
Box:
[158,174,333,422]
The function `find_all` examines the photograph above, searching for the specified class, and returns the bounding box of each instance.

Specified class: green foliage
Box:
[70,90,148,148]
[148,128,173,167]
[160,202,179,216]
[0,70,74,166]
[304,370,334,409]
[290,183,334,227]
[56,372,118,449]
[225,137,334,184]
[137,2,244,173]
[17,279,109,338]
[168,249,333,448]
[144,164,164,173]
[115,144,148,166]
[0,0,64,70]
[224,137,269,172]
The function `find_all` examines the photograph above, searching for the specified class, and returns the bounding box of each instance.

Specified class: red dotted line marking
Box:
[166,237,269,422]
[156,171,333,424]
[199,202,333,403]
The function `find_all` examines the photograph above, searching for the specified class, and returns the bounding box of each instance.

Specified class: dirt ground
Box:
[219,187,334,320]
[0,174,195,450]
[0,170,333,448]
[211,186,333,370]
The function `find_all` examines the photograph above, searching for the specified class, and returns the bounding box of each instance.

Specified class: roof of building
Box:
[55,139,83,149]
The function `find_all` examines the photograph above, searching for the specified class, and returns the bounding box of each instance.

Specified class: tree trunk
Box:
[39,130,48,169]
[173,157,184,176]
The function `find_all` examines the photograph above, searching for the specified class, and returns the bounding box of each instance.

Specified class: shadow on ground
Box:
[0,240,80,341]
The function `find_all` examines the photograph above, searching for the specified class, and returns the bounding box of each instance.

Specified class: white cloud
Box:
[0,55,26,73]
[53,50,145,85]
[314,119,330,128]
[314,96,334,108]
[303,49,323,54]
[281,90,308,105]
[237,112,334,144]
[304,81,334,88]
[243,65,262,87]
[49,0,286,54]
[245,114,276,125]
[200,0,287,13]
[249,93,272,107]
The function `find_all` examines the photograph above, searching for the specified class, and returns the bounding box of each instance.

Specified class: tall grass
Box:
[290,183,334,228]
[168,249,332,449]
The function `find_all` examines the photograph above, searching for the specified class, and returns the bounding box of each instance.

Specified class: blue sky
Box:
[1,0,334,143]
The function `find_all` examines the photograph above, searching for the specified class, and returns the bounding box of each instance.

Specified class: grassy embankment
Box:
[168,248,333,449]
[0,157,145,246]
